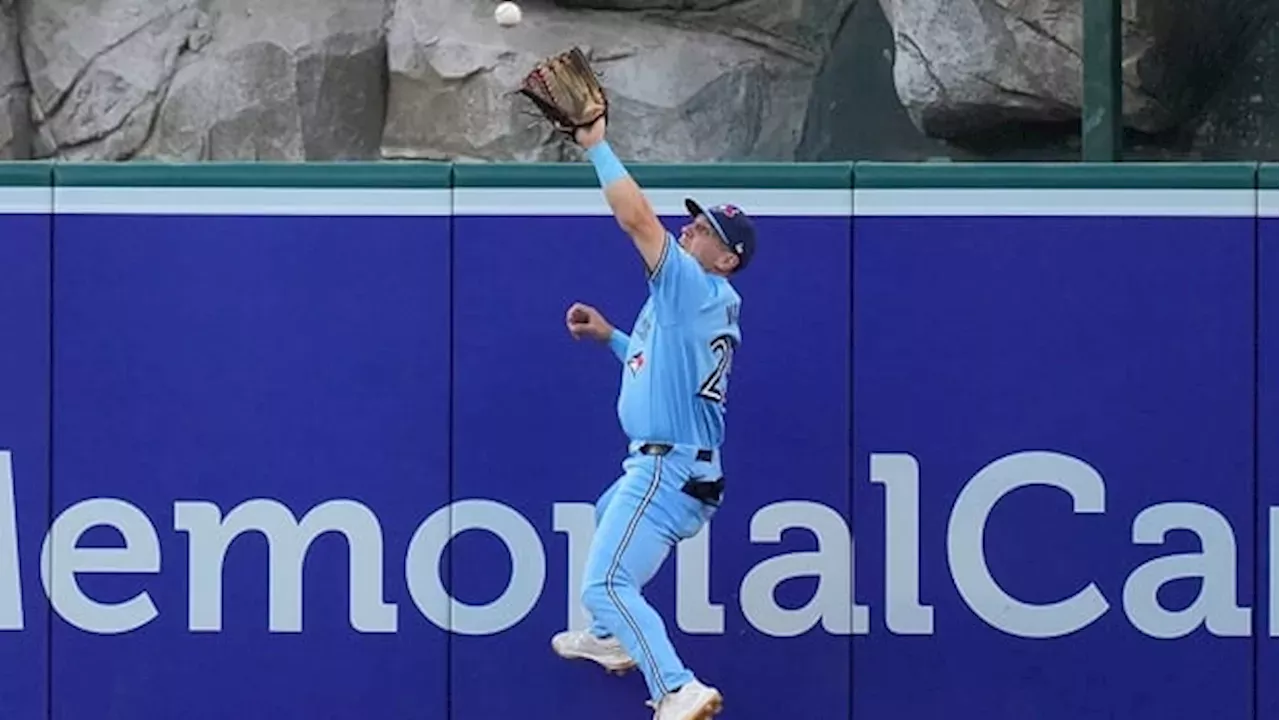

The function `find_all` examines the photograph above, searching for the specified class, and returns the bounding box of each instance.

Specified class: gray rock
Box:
[881,0,1126,138]
[1190,4,1278,161]
[20,0,211,159]
[136,0,390,161]
[798,0,960,162]
[19,0,389,161]
[880,0,1267,140]
[382,0,818,162]
[7,0,1274,163]
[551,0,854,61]
[1135,0,1271,133]
[0,0,31,159]
[803,0,1100,161]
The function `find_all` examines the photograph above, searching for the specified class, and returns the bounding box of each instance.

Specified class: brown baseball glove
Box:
[517,47,608,140]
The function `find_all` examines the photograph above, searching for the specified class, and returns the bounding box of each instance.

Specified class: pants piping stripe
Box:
[605,455,669,697]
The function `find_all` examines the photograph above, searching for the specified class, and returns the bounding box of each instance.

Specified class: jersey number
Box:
[697,335,735,404]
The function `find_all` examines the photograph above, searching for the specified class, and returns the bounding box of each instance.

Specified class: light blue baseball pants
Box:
[581,442,722,702]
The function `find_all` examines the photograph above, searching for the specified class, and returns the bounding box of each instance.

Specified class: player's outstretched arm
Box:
[575,119,666,274]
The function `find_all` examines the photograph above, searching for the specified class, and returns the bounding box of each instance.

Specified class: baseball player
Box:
[550,116,756,720]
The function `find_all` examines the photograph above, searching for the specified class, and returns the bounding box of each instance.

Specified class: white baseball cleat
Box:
[646,679,724,720]
[550,630,637,675]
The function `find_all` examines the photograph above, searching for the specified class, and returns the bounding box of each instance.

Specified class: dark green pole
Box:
[1082,0,1122,161]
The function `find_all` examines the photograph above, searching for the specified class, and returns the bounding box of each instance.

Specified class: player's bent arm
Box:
[584,140,666,273]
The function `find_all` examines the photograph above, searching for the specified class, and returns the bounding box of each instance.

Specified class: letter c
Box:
[947,451,1110,638]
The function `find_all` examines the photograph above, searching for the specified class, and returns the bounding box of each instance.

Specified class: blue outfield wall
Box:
[1256,163,1278,720]
[854,164,1260,720]
[0,160,1275,720]
[0,165,50,720]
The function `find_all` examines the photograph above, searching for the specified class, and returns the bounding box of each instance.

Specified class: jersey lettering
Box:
[725,302,740,327]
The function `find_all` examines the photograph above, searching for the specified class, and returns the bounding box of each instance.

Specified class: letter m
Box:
[175,499,396,633]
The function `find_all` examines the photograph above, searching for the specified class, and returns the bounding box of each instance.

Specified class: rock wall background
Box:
[0,0,1275,163]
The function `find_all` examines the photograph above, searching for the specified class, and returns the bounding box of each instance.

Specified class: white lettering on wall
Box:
[175,499,396,633]
[871,453,934,634]
[947,451,1110,638]
[739,501,869,637]
[0,449,1271,641]
[677,522,724,634]
[406,499,545,635]
[1122,502,1250,638]
[0,451,22,630]
[40,498,160,634]
[552,502,595,633]
[1271,506,1278,638]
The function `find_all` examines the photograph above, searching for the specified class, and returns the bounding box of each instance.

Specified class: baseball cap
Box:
[685,198,757,273]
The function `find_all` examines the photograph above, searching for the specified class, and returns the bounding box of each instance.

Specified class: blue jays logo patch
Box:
[627,351,645,375]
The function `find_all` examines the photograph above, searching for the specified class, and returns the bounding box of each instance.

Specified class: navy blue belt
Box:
[638,442,714,463]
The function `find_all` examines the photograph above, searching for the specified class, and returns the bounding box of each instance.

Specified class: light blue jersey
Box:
[609,232,742,449]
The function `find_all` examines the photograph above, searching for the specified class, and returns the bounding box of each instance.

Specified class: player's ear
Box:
[715,252,739,275]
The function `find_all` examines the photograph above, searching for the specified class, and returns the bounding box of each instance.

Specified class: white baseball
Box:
[494,1,522,26]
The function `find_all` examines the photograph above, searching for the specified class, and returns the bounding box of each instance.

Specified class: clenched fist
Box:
[565,302,614,342]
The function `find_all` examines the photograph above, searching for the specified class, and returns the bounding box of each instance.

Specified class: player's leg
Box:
[620,453,725,720]
[579,454,710,707]
[551,474,637,673]
[587,475,623,639]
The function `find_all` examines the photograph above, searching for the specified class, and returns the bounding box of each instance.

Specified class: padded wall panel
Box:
[0,164,51,720]
[47,164,452,720]
[852,163,1259,720]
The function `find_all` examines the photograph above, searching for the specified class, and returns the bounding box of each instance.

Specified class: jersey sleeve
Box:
[647,232,711,319]
[607,328,631,362]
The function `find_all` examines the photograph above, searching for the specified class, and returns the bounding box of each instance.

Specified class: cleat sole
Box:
[692,692,723,719]
[552,647,636,675]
